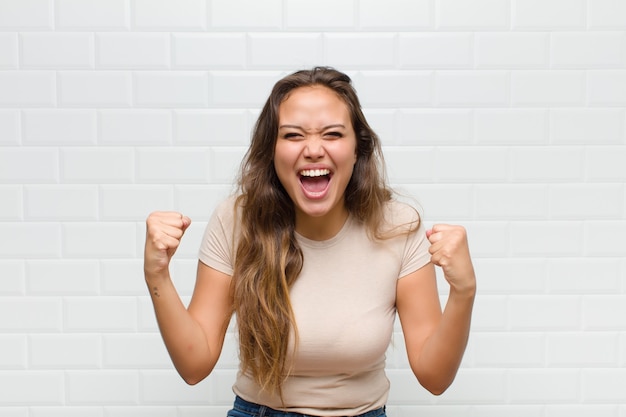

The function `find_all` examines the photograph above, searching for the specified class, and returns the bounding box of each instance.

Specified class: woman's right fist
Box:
[144,211,191,276]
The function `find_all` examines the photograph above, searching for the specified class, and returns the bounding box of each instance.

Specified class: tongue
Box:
[301,176,329,193]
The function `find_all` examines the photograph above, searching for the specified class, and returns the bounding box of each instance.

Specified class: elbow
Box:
[180,368,207,385]
[178,365,213,386]
[413,366,455,396]
[182,374,203,386]
[423,383,450,396]
[173,350,218,386]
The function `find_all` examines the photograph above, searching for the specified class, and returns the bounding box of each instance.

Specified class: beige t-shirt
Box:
[198,196,431,416]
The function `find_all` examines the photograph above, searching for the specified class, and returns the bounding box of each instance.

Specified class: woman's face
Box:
[274,85,357,239]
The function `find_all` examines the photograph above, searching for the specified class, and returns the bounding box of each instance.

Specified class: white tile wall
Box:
[0,0,624,415]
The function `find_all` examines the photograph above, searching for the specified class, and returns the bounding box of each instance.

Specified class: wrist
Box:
[144,268,171,285]
[449,276,476,300]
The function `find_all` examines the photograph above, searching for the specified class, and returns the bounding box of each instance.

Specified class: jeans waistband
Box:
[232,395,386,417]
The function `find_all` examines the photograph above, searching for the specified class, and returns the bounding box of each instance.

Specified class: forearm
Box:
[414,286,475,394]
[146,272,215,384]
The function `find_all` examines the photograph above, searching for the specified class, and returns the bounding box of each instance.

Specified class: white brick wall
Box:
[0,0,624,415]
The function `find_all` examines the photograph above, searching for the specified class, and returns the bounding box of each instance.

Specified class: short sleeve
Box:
[387,201,431,278]
[197,196,239,276]
[399,219,431,278]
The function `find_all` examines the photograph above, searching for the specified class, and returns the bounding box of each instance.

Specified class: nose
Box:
[303,136,325,160]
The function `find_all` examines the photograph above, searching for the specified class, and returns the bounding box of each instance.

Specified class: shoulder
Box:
[382,199,422,232]
[215,194,239,212]
[211,194,241,222]
[205,194,244,242]
[198,194,243,271]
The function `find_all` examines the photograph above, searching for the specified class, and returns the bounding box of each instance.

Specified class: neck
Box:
[295,206,349,241]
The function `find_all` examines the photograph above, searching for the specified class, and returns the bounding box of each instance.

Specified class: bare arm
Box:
[396,224,476,395]
[144,212,233,385]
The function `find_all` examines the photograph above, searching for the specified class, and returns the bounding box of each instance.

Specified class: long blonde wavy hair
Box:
[233,67,396,397]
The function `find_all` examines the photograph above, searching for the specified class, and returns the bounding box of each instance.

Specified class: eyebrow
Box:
[278,124,346,131]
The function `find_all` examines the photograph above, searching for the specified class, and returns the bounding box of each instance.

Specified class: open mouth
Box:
[299,168,331,194]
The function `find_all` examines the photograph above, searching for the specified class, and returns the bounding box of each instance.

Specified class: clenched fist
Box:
[426,224,476,295]
[144,211,191,277]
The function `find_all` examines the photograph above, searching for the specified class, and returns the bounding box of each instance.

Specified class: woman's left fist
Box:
[426,224,476,294]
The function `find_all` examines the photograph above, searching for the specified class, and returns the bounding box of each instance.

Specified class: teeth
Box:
[300,169,330,177]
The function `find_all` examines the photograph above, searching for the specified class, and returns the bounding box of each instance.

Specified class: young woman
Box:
[144,67,476,417]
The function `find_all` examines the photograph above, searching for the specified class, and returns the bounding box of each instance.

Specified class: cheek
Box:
[273,146,296,183]
[273,144,287,168]
[273,159,288,182]
[348,145,358,166]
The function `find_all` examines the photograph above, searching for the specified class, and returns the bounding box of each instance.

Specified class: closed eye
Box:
[283,132,303,140]
[324,131,343,139]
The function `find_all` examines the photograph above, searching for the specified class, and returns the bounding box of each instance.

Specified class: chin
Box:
[298,205,332,218]
[295,199,335,217]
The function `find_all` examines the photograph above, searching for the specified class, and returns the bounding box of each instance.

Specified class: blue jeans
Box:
[227,395,387,417]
